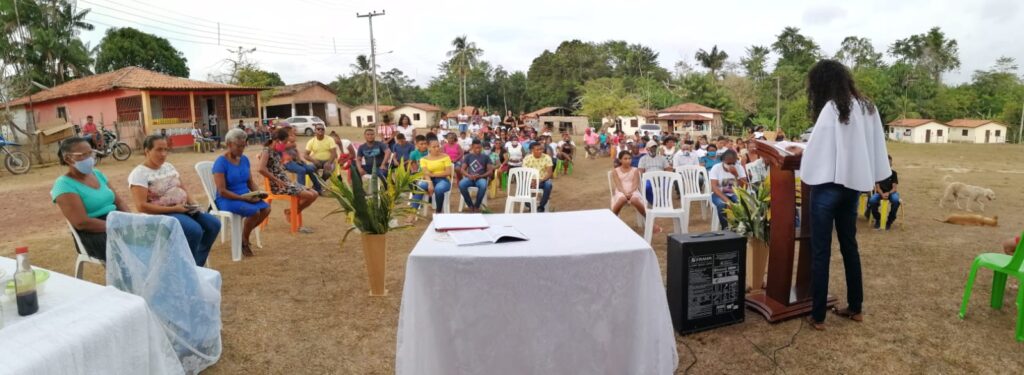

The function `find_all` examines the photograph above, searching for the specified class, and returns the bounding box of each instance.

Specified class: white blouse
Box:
[800,100,891,192]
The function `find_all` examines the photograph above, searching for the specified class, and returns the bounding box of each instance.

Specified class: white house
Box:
[653,103,723,137]
[947,119,1008,144]
[886,118,950,143]
[349,105,395,127]
[601,109,656,131]
[392,103,442,129]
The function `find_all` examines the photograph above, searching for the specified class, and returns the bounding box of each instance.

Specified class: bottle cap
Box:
[15,247,28,254]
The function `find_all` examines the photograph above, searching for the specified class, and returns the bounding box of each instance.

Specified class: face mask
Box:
[483,149,492,156]
[274,142,287,153]
[707,152,717,157]
[73,156,96,175]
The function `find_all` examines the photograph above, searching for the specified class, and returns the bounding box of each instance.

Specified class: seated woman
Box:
[52,137,130,261]
[213,129,271,256]
[412,139,453,213]
[610,151,646,218]
[129,135,221,266]
[258,127,318,233]
[709,150,748,229]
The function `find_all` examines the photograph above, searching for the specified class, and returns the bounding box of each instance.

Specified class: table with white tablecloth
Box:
[396,210,678,375]
[0,257,184,375]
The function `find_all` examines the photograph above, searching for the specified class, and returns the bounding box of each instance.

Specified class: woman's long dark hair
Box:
[265,127,290,147]
[398,114,412,126]
[807,60,875,124]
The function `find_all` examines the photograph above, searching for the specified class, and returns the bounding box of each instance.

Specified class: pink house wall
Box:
[29,89,140,130]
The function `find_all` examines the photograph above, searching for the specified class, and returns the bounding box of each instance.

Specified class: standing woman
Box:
[52,137,131,261]
[129,135,221,266]
[212,129,271,256]
[800,60,891,330]
[396,114,416,142]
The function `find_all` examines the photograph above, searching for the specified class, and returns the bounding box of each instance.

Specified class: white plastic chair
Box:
[457,184,489,212]
[67,220,104,279]
[678,165,717,230]
[505,167,540,213]
[641,171,688,243]
[607,170,644,228]
[195,161,261,262]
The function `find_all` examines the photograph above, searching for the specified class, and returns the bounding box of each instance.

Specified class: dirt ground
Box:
[1,127,1022,374]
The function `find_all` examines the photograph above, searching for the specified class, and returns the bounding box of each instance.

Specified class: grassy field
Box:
[1,126,1022,374]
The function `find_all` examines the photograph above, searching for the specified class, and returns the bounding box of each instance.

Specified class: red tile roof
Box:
[658,114,712,121]
[658,103,722,114]
[271,81,336,97]
[7,67,251,106]
[523,107,563,118]
[399,103,441,112]
[887,118,939,128]
[353,104,396,113]
[446,106,478,117]
[947,119,1004,128]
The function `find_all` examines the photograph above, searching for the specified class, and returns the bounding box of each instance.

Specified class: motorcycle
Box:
[0,134,31,174]
[94,129,132,164]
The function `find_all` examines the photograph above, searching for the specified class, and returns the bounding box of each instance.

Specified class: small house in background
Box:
[349,105,396,127]
[523,107,589,135]
[602,109,656,132]
[652,103,723,137]
[947,119,1008,144]
[262,81,344,126]
[886,118,950,143]
[392,103,442,129]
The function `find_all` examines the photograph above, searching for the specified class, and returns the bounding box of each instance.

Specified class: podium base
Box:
[745,291,837,323]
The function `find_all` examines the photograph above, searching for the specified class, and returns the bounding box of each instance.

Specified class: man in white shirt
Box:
[458,132,473,151]
[709,149,747,229]
[190,122,215,152]
[672,143,700,170]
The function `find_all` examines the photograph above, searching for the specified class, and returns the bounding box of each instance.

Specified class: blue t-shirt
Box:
[212,155,253,198]
[462,152,492,177]
[51,169,116,218]
[358,142,388,169]
[390,142,415,164]
[630,154,642,168]
[700,156,721,171]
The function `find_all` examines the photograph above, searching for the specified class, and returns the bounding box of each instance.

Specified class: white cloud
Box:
[78,0,1024,87]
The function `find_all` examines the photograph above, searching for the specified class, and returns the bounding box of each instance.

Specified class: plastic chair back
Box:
[105,212,222,374]
[642,171,682,210]
[677,165,707,197]
[194,161,221,211]
[509,167,539,199]
[1007,231,1024,271]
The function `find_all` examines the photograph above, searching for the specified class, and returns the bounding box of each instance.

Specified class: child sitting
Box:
[867,155,900,230]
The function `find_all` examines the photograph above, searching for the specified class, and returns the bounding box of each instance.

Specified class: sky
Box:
[76,0,1024,88]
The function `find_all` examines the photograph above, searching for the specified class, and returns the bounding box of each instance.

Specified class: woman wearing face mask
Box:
[52,137,130,261]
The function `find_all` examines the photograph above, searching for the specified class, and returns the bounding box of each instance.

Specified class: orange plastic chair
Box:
[261,178,301,234]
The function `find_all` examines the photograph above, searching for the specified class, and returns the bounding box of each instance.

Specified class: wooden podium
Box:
[746,141,836,322]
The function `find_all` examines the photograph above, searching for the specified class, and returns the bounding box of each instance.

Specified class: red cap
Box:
[15,247,28,254]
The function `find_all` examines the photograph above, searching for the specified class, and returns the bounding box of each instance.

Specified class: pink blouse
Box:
[614,167,640,194]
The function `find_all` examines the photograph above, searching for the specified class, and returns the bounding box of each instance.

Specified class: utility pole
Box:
[774,76,781,132]
[357,10,385,127]
[1018,101,1023,144]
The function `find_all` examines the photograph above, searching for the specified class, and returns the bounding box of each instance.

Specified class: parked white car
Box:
[284,116,326,136]
[638,124,662,136]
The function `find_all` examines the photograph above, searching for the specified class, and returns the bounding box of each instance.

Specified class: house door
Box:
[925,129,931,143]
[356,116,362,127]
[985,130,991,143]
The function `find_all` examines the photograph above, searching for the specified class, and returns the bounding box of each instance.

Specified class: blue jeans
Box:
[459,123,468,133]
[537,179,553,211]
[167,212,221,267]
[809,183,863,322]
[867,192,901,228]
[711,193,738,229]
[413,177,450,210]
[285,161,322,192]
[459,177,489,209]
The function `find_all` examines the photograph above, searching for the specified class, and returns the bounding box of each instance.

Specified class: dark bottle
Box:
[14,246,39,316]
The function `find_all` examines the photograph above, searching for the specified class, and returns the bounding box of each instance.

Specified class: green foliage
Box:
[725,179,771,242]
[889,27,960,82]
[575,77,642,124]
[695,45,729,78]
[0,0,95,89]
[771,26,821,71]
[325,162,423,242]
[527,40,613,108]
[95,27,188,77]
[834,36,883,69]
[235,67,284,87]
[740,45,770,81]
[780,95,810,136]
[331,55,425,106]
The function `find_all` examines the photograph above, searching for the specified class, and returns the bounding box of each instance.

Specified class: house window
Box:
[904,129,911,136]
[56,106,67,120]
[413,113,421,121]
[996,130,1002,137]
[962,129,968,136]
[937,129,943,137]
[367,115,374,123]
[630,119,638,127]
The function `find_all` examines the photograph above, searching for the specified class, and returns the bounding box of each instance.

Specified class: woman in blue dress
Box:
[213,129,270,257]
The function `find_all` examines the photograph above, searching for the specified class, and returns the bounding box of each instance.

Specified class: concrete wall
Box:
[891,122,950,143]
[23,89,139,131]
[350,108,377,127]
[536,115,589,135]
[950,124,1007,143]
[392,107,438,129]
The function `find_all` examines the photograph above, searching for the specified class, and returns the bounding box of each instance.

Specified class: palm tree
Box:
[446,35,482,108]
[349,54,375,100]
[695,45,729,79]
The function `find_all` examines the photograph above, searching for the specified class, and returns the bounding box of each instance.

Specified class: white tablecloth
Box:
[397,210,678,374]
[0,257,184,375]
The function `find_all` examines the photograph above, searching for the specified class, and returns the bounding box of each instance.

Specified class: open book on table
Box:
[447,226,529,246]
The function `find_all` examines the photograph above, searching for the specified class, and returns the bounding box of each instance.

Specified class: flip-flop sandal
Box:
[832,307,863,322]
[806,316,826,331]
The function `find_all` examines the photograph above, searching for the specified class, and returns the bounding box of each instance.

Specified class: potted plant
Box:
[325,162,424,296]
[724,179,771,294]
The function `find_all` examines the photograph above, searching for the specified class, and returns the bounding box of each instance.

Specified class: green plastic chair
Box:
[554,159,573,178]
[959,232,1024,341]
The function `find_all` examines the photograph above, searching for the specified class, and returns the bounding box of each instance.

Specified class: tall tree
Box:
[94,27,189,77]
[235,67,283,87]
[446,35,482,108]
[0,0,95,89]
[771,26,821,71]
[575,77,641,128]
[603,41,670,81]
[834,36,883,69]
[694,45,729,79]
[740,45,770,80]
[888,27,960,82]
[527,40,613,108]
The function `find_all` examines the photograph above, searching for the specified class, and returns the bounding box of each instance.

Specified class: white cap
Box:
[646,140,658,149]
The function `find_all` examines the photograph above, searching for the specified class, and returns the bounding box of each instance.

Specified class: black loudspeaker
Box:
[667,231,746,335]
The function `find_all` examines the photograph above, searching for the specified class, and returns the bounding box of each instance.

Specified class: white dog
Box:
[940,175,995,212]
